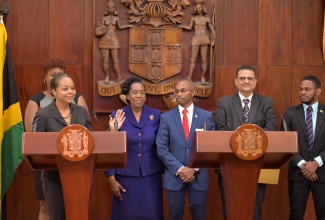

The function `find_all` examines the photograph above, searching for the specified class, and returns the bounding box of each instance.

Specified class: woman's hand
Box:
[109,109,125,131]
[107,175,126,201]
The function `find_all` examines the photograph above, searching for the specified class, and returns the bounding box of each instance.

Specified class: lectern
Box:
[189,126,298,220]
[22,128,126,220]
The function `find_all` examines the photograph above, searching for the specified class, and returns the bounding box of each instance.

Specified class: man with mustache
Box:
[283,75,325,219]
[215,65,277,220]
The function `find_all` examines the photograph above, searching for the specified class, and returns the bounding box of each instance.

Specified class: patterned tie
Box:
[243,99,250,123]
[182,108,189,141]
[306,106,314,151]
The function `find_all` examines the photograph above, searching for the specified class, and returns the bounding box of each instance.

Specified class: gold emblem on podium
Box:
[230,124,268,160]
[56,124,94,162]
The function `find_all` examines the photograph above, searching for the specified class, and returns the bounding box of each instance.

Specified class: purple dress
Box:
[104,104,164,220]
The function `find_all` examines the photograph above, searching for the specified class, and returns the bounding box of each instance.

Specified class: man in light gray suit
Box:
[215,65,277,220]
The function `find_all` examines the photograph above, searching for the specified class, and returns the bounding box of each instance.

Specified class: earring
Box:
[43,79,46,83]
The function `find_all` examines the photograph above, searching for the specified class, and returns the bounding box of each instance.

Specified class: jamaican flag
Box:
[0,16,24,218]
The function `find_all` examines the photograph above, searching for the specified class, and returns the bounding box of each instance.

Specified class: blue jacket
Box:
[156,106,214,191]
[104,104,163,177]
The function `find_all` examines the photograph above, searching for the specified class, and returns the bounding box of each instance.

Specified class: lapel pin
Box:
[150,115,154,120]
[195,115,198,118]
[320,110,323,113]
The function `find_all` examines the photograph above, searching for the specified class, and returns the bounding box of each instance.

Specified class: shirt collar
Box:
[303,101,319,113]
[238,92,253,102]
[178,103,194,114]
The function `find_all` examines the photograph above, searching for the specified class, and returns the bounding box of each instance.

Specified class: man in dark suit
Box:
[215,65,277,220]
[156,79,215,220]
[283,75,325,219]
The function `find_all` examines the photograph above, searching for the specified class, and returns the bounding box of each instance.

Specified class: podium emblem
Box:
[230,124,268,161]
[56,124,94,162]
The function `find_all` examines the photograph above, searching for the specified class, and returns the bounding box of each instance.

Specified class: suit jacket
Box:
[104,104,163,177]
[284,103,325,182]
[156,105,215,191]
[215,93,277,131]
[33,100,92,184]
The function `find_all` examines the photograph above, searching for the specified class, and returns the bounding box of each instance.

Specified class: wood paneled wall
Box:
[5,0,325,219]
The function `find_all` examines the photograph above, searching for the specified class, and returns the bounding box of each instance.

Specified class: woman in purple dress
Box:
[105,77,164,220]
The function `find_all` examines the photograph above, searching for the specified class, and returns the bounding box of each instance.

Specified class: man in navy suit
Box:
[283,75,325,219]
[215,65,277,220]
[156,79,215,220]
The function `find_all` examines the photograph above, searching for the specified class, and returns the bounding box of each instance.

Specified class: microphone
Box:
[92,111,120,131]
[91,111,111,122]
[250,115,287,131]
[114,119,118,131]
[204,118,229,130]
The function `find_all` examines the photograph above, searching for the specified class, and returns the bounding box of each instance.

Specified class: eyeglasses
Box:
[236,77,256,82]
[174,89,194,94]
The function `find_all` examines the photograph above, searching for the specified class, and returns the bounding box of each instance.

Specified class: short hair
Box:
[177,79,195,90]
[51,73,71,91]
[43,57,66,74]
[121,77,145,103]
[301,75,321,88]
[236,65,257,78]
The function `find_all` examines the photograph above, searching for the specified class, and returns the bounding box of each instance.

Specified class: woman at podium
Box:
[32,73,92,220]
[104,77,164,220]
[24,58,89,220]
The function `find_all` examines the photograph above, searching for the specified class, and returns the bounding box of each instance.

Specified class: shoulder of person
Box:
[72,103,87,112]
[144,105,160,115]
[194,106,212,115]
[218,94,236,101]
[285,104,302,113]
[254,93,273,101]
[161,107,178,117]
[34,104,51,117]
[29,92,45,103]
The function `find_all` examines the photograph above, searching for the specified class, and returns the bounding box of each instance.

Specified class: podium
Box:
[189,129,298,220]
[22,130,126,220]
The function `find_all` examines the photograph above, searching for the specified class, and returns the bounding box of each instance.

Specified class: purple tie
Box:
[306,106,314,151]
[243,99,250,123]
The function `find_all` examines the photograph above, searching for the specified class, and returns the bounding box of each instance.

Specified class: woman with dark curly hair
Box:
[105,77,164,220]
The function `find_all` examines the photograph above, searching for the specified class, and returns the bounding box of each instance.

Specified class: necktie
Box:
[306,106,314,151]
[182,108,189,141]
[243,99,250,123]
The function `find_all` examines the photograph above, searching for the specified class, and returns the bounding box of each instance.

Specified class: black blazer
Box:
[33,100,92,184]
[284,103,325,182]
[215,93,277,131]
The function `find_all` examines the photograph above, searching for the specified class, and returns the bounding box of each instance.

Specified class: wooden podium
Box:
[22,130,126,220]
[189,129,298,220]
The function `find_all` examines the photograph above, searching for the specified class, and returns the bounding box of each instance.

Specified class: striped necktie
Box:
[306,106,314,151]
[243,99,250,123]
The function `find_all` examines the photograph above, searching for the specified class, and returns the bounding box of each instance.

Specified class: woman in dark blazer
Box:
[33,73,92,220]
[105,77,164,220]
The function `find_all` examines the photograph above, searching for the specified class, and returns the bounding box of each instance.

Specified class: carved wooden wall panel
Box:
[4,0,325,219]
[93,0,217,112]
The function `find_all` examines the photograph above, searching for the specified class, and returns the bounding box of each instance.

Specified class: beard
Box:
[300,92,317,106]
